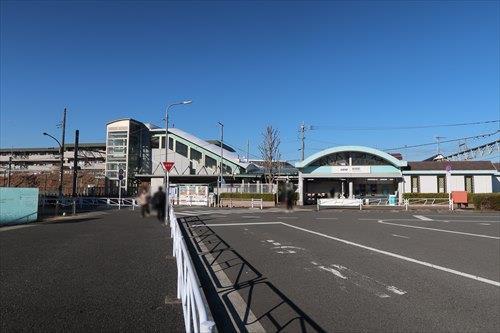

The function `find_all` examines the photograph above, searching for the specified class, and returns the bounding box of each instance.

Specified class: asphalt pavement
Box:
[176,207,500,332]
[0,210,183,332]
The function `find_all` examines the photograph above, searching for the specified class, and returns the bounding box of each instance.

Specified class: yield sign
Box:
[161,161,175,172]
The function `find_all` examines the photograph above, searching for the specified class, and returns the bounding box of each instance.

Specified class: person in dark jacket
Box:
[152,186,166,221]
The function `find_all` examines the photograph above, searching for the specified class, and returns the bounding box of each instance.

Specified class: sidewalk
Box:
[0,209,184,332]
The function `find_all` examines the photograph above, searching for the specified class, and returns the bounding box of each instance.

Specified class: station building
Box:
[295,146,499,205]
[1,117,498,201]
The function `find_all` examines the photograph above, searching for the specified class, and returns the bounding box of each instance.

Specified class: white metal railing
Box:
[39,196,138,212]
[169,208,215,333]
[219,183,277,194]
[219,197,264,209]
[403,198,453,211]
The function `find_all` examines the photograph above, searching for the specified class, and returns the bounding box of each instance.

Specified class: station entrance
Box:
[295,146,408,206]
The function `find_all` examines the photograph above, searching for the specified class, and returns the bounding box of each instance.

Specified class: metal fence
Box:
[169,208,215,333]
[39,196,138,216]
[404,198,453,210]
[219,183,277,194]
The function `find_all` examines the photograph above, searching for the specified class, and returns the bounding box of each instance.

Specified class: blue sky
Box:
[1,0,499,161]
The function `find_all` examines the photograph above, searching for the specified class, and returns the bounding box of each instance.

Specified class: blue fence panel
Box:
[0,188,39,225]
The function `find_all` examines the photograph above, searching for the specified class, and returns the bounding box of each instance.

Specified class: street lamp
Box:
[43,132,64,198]
[164,100,192,224]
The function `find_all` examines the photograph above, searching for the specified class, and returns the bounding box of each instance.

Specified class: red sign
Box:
[161,161,175,172]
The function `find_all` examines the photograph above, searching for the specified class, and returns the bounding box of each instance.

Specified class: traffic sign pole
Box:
[118,169,124,210]
[161,161,175,225]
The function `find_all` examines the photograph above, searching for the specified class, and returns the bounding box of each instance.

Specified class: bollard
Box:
[72,200,76,215]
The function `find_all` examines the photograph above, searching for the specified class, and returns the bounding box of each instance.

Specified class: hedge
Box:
[219,192,275,202]
[471,193,500,211]
[403,193,450,199]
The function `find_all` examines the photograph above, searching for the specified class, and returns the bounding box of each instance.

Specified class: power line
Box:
[310,119,499,131]
[382,130,499,151]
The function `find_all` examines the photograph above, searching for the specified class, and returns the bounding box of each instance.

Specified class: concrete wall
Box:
[473,175,492,193]
[419,175,437,193]
[0,188,38,225]
[402,175,411,193]
[448,175,465,192]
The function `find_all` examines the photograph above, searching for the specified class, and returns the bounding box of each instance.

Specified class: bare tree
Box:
[258,125,281,184]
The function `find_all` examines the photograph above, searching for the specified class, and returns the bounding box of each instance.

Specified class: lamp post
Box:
[217,122,224,207]
[43,132,63,198]
[164,100,192,224]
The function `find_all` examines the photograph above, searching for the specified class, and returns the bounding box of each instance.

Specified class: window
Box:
[205,155,217,169]
[150,136,160,149]
[437,175,446,193]
[465,176,474,193]
[411,176,420,193]
[175,141,188,157]
[160,136,165,149]
[190,148,202,162]
[169,137,174,150]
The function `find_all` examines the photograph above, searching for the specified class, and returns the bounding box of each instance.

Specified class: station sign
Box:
[331,166,370,174]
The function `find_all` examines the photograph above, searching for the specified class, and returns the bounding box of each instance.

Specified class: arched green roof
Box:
[295,146,407,168]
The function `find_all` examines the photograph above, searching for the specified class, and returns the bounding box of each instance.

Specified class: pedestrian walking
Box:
[152,186,166,221]
[137,189,151,218]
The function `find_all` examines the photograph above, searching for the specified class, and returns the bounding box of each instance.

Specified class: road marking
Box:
[378,220,500,240]
[0,224,37,232]
[316,217,338,220]
[194,222,281,227]
[281,222,500,287]
[241,215,261,219]
[387,286,407,295]
[391,234,410,239]
[276,216,298,219]
[413,215,433,221]
[480,223,491,226]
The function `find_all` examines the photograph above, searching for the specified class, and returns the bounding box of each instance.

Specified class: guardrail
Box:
[219,197,264,209]
[39,197,138,215]
[169,208,215,333]
[404,198,453,211]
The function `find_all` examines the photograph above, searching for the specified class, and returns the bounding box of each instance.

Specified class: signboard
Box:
[178,185,209,206]
[331,166,371,174]
[161,161,175,172]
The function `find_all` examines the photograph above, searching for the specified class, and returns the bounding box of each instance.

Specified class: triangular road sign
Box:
[161,161,175,172]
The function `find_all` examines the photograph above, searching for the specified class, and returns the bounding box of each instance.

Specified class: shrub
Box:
[471,193,500,211]
[403,193,450,199]
[219,192,275,202]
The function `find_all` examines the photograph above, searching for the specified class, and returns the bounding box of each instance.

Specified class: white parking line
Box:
[413,215,433,221]
[378,220,500,240]
[203,221,500,287]
[194,222,280,227]
[316,217,339,220]
[276,216,298,219]
[281,222,500,287]
[480,223,491,226]
[391,234,410,239]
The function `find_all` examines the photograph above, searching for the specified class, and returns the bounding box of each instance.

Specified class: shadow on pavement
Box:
[179,215,326,333]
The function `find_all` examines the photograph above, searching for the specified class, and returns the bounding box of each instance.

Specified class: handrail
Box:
[169,207,215,333]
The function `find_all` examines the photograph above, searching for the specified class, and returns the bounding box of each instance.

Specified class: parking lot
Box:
[176,207,500,332]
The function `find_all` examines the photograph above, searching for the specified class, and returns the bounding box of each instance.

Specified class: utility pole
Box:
[59,108,67,198]
[300,122,306,161]
[7,156,12,187]
[246,139,250,162]
[435,136,445,155]
[72,130,79,197]
[217,122,224,207]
